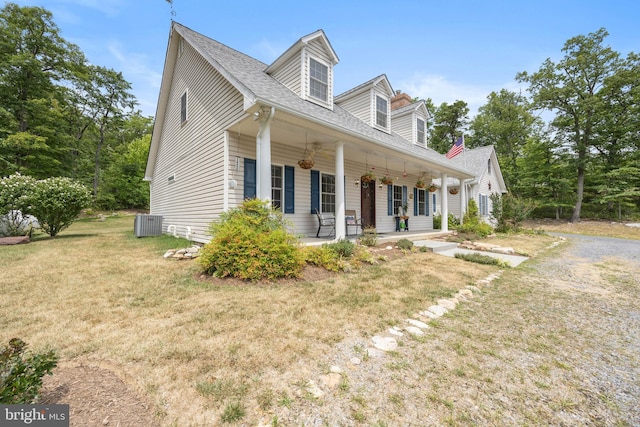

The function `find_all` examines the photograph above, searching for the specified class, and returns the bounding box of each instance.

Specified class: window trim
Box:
[375,95,388,129]
[416,117,425,144]
[320,172,336,214]
[308,56,329,103]
[416,188,427,215]
[180,90,188,124]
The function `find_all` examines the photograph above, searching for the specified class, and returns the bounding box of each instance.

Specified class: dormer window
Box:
[376,95,388,128]
[417,118,425,144]
[309,58,328,102]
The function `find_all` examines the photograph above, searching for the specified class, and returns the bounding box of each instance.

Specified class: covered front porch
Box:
[225,104,475,239]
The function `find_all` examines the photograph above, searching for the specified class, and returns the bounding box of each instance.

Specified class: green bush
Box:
[303,245,345,272]
[490,193,537,233]
[358,226,378,246]
[433,212,460,230]
[0,338,58,404]
[326,239,356,258]
[457,199,494,238]
[198,199,304,281]
[0,173,37,237]
[396,238,414,250]
[454,252,509,268]
[28,177,92,237]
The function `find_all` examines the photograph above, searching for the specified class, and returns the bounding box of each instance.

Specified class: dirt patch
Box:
[40,363,159,427]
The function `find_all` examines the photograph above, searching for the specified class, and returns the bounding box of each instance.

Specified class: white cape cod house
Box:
[145,22,478,243]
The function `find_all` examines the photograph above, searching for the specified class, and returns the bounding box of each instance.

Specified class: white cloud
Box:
[106,41,162,115]
[399,73,527,119]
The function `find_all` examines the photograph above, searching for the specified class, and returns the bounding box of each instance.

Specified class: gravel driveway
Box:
[534,233,640,425]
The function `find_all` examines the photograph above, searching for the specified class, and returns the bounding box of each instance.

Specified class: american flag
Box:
[446,136,464,159]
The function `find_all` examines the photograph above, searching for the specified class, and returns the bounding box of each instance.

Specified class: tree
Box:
[470,90,542,192]
[430,100,469,154]
[516,28,630,222]
[0,3,85,177]
[98,134,151,209]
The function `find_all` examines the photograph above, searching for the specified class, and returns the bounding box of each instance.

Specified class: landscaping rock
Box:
[405,326,425,336]
[437,298,458,310]
[406,319,430,329]
[427,305,449,317]
[371,336,397,352]
[0,236,30,245]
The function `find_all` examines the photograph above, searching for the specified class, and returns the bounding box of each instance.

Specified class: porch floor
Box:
[298,229,452,246]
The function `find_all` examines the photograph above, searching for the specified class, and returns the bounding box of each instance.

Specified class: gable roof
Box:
[148,22,474,180]
[449,145,507,190]
[334,74,394,103]
[265,29,339,74]
[391,99,431,119]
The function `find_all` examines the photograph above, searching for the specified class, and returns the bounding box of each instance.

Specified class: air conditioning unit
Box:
[134,214,163,237]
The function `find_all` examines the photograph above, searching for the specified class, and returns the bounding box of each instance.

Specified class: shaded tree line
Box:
[426,28,639,221]
[0,3,152,210]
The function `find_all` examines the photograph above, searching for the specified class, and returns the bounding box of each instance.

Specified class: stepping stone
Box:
[371,336,398,352]
[465,285,481,293]
[366,347,386,358]
[427,305,448,317]
[405,326,425,336]
[388,327,404,337]
[418,310,438,319]
[458,289,473,298]
[437,298,457,310]
[406,319,430,329]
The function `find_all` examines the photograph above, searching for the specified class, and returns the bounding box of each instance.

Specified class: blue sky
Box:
[10,0,640,118]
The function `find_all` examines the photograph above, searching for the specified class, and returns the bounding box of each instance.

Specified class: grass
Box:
[2,214,633,425]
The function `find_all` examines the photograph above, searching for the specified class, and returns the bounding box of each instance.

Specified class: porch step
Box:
[413,240,459,253]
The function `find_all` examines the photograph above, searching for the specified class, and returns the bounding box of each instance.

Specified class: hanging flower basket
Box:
[427,184,438,192]
[416,179,426,189]
[449,187,459,195]
[361,172,376,183]
[381,175,393,185]
[298,159,314,169]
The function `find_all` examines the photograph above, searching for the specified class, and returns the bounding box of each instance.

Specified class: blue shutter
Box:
[243,158,256,199]
[310,170,319,213]
[387,185,393,215]
[413,188,418,216]
[284,166,295,213]
[432,193,437,213]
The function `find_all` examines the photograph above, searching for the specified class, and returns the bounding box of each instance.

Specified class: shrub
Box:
[433,212,460,230]
[358,226,377,246]
[198,199,304,281]
[490,193,537,233]
[454,252,509,268]
[396,238,413,250]
[326,239,356,258]
[0,338,58,404]
[458,199,494,238]
[303,245,345,272]
[28,177,92,237]
[0,173,37,237]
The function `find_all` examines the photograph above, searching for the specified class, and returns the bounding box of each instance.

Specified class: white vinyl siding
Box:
[391,113,412,141]
[335,92,371,124]
[270,56,302,96]
[149,40,244,243]
[417,118,425,145]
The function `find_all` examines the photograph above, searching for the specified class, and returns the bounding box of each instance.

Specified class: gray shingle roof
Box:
[174,22,472,177]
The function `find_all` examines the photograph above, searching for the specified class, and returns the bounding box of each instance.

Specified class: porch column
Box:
[334,141,346,239]
[255,107,274,201]
[440,173,449,232]
[459,179,466,225]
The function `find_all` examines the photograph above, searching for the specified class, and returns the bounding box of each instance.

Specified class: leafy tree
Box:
[516,28,636,222]
[470,90,542,192]
[27,177,91,237]
[98,134,150,209]
[430,100,469,154]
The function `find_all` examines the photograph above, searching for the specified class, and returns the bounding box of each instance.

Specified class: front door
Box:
[360,180,376,228]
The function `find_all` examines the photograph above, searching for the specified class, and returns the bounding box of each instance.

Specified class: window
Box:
[321,173,335,213]
[178,38,184,57]
[271,165,283,209]
[376,95,388,128]
[392,185,403,216]
[416,188,426,215]
[479,194,489,216]
[168,174,175,183]
[417,118,425,144]
[180,91,187,124]
[488,159,492,174]
[309,58,328,102]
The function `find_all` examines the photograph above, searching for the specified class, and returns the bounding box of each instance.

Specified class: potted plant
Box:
[416,178,426,189]
[427,183,438,192]
[298,158,314,169]
[449,187,459,195]
[361,171,376,183]
[380,174,393,185]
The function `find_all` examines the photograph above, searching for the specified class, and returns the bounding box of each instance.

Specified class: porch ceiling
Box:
[228,109,472,180]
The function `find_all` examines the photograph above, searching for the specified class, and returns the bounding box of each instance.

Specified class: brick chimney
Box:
[391,90,413,110]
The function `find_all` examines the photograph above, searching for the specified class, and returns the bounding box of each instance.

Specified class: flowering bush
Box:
[28,177,92,237]
[0,174,37,237]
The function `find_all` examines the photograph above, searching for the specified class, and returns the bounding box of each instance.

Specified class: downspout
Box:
[255,106,275,201]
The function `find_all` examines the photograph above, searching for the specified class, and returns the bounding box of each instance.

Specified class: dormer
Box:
[335,75,394,134]
[265,30,339,110]
[391,91,431,146]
